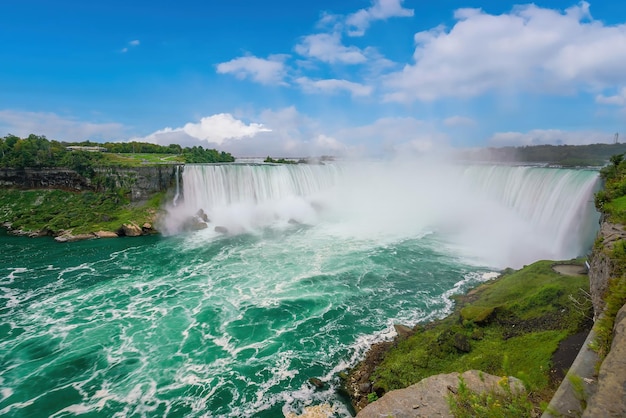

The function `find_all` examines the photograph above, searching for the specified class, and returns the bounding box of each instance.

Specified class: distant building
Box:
[66,146,107,152]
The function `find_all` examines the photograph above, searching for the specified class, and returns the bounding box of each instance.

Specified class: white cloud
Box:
[489,129,614,146]
[134,108,355,158]
[216,55,289,85]
[384,2,626,102]
[334,117,450,156]
[444,116,476,127]
[295,32,367,64]
[314,134,347,152]
[596,87,626,106]
[0,110,126,141]
[121,39,140,53]
[295,77,372,97]
[346,0,414,36]
[140,113,271,146]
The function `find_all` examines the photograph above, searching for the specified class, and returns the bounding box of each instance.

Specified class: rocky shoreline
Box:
[1,220,158,242]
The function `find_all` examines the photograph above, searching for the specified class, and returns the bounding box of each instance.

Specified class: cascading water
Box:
[165,161,599,269]
[0,161,600,418]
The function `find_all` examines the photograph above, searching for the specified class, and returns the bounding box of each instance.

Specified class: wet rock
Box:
[308,377,325,389]
[214,226,229,234]
[196,209,210,223]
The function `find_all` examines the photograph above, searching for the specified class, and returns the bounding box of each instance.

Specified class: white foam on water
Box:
[0,267,28,285]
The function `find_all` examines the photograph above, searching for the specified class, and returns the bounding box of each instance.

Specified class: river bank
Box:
[344,260,593,416]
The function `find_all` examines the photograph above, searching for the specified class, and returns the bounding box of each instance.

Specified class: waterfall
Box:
[163,161,599,268]
[456,165,600,266]
[172,165,181,206]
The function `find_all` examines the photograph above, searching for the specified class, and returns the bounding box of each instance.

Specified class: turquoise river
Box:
[0,161,600,417]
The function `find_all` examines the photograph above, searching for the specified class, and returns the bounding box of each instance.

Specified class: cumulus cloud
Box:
[216,55,289,85]
[295,77,373,97]
[384,2,626,102]
[295,33,367,64]
[444,116,476,127]
[139,113,271,146]
[596,87,626,106]
[346,0,414,36]
[489,129,614,146]
[0,110,126,141]
[134,108,355,158]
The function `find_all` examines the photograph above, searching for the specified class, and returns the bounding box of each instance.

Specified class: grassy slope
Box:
[0,189,166,234]
[372,261,591,405]
[100,153,183,166]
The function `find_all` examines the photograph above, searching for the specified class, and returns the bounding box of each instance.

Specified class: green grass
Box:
[0,189,166,234]
[448,375,534,418]
[372,260,591,400]
[99,153,183,167]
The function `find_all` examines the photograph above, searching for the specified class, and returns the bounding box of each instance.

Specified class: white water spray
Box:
[163,161,599,269]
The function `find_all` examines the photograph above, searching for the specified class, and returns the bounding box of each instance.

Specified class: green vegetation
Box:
[0,134,235,171]
[447,376,534,418]
[264,156,298,164]
[587,151,626,366]
[0,189,166,235]
[589,275,626,362]
[595,151,626,223]
[371,260,591,410]
[464,143,626,167]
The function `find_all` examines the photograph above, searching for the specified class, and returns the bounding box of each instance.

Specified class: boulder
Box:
[54,232,96,242]
[196,209,210,223]
[357,370,524,418]
[95,230,119,238]
[308,377,325,389]
[214,226,229,234]
[121,223,142,237]
[142,223,157,234]
[394,324,415,339]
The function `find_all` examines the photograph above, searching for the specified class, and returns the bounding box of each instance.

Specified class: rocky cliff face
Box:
[579,220,626,417]
[0,165,181,201]
[94,165,180,201]
[588,222,626,319]
[0,167,92,191]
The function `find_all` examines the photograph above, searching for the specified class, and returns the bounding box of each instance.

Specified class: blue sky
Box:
[1,0,626,157]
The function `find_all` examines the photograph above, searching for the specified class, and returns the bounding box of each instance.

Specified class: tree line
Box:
[0,134,235,173]
[460,143,626,166]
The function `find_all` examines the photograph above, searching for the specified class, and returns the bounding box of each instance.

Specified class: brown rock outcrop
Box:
[121,223,142,237]
[357,370,524,418]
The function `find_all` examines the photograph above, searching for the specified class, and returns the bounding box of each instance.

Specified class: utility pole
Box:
[615,133,620,144]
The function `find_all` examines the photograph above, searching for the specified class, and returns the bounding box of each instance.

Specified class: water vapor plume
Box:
[162,159,599,269]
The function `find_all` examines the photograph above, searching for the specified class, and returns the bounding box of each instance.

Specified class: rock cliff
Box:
[94,165,180,201]
[0,167,92,190]
[0,165,181,201]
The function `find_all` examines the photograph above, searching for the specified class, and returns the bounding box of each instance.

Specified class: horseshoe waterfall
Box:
[0,161,600,417]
